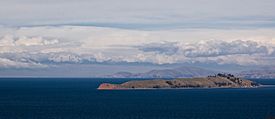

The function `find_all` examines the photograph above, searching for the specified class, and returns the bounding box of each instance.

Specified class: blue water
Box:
[0,78,275,119]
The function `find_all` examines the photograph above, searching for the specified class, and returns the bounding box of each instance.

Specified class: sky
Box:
[0,0,275,77]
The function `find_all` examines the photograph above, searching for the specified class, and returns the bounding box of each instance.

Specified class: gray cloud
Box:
[1,0,275,30]
[138,42,179,55]
[182,40,270,57]
[139,40,272,58]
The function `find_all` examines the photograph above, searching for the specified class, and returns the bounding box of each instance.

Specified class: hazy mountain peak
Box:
[106,66,217,78]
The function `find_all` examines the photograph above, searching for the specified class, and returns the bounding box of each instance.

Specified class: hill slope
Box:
[98,74,259,90]
[238,67,275,79]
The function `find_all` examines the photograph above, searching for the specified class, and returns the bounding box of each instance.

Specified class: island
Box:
[98,73,260,90]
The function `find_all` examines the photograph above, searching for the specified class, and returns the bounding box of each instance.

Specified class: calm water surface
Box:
[0,78,274,119]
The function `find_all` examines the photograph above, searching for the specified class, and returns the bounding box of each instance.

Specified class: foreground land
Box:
[98,74,259,90]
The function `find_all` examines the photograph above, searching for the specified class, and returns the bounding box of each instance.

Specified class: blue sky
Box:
[0,0,275,77]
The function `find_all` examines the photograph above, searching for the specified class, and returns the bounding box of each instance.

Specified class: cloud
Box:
[0,57,47,69]
[0,35,59,46]
[1,26,275,69]
[140,40,272,57]
[179,40,270,57]
[1,0,275,30]
[137,40,275,65]
[138,42,178,55]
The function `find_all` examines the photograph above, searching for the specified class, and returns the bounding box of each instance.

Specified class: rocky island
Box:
[98,73,260,90]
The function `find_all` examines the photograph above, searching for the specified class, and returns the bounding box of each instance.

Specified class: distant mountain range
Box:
[105,66,275,79]
[105,66,217,78]
[237,67,275,79]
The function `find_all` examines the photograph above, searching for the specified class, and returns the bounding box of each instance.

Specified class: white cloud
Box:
[0,58,47,69]
[0,26,275,68]
[180,40,270,57]
[0,35,15,46]
[138,40,275,65]
[15,36,58,46]
[0,35,59,46]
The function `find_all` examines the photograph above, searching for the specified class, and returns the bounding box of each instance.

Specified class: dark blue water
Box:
[0,78,275,119]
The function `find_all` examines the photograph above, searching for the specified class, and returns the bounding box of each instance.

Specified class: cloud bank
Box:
[1,0,275,30]
[0,26,275,69]
[139,40,272,57]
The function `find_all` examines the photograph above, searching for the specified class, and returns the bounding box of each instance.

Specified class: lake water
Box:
[0,78,274,119]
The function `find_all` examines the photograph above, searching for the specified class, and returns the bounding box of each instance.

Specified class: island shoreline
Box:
[97,74,260,90]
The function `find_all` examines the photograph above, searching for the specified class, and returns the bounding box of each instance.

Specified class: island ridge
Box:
[98,73,259,90]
